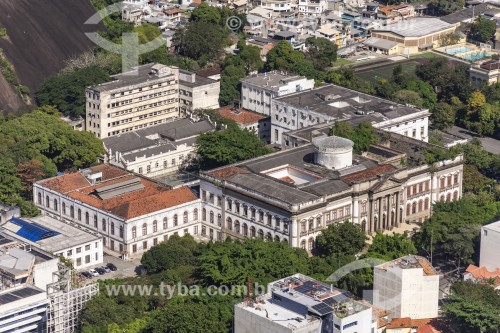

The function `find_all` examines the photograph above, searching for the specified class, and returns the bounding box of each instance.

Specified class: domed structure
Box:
[312,136,354,170]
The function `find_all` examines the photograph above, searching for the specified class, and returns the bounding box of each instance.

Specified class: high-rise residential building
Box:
[85,63,180,138]
[373,255,439,320]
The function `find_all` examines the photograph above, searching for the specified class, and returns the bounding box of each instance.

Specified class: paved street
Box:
[446,126,500,155]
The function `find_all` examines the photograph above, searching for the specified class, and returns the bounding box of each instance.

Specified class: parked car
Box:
[88,269,99,277]
[95,267,106,275]
[81,271,93,279]
[106,263,118,271]
[102,266,111,273]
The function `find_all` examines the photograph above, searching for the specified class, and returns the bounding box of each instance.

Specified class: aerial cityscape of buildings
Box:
[1,0,500,332]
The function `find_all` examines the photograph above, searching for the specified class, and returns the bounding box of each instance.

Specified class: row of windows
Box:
[407,180,430,196]
[136,98,178,111]
[440,174,459,188]
[74,253,99,267]
[324,205,351,222]
[406,198,430,216]
[108,82,171,99]
[65,242,99,257]
[136,156,184,174]
[130,209,198,238]
[138,89,176,101]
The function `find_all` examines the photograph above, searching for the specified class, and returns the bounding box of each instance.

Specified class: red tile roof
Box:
[387,318,432,329]
[209,166,250,180]
[341,164,396,183]
[165,8,180,15]
[37,165,197,220]
[218,106,268,125]
[465,264,500,279]
[418,324,441,333]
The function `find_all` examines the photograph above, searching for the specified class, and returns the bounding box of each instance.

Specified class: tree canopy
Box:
[305,37,338,71]
[314,222,366,257]
[331,122,377,154]
[365,232,417,261]
[469,16,497,43]
[195,126,272,170]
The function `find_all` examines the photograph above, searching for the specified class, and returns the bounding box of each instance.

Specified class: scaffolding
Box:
[46,263,99,333]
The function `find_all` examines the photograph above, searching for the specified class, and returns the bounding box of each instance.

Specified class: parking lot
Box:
[76,254,142,283]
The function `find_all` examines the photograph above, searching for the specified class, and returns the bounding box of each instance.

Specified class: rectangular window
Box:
[85,245,90,251]
[142,241,147,250]
[76,247,81,254]
[85,255,91,264]
[132,244,137,253]
[76,258,82,266]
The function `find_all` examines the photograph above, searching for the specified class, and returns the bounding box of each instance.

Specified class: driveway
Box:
[446,126,500,155]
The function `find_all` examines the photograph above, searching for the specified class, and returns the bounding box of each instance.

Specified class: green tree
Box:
[198,238,310,286]
[429,0,465,15]
[189,2,222,25]
[443,281,500,333]
[36,66,110,118]
[219,64,245,106]
[314,222,366,257]
[432,102,456,130]
[265,41,318,78]
[469,15,497,43]
[141,235,198,274]
[331,122,377,154]
[393,89,424,108]
[365,232,417,261]
[405,79,437,109]
[305,37,338,70]
[195,126,272,169]
[174,21,229,63]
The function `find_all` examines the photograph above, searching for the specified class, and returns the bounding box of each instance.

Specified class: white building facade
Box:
[298,0,328,16]
[373,256,439,320]
[480,220,500,271]
[241,72,315,116]
[179,70,220,114]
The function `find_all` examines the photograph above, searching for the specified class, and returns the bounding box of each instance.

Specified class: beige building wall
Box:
[86,65,180,138]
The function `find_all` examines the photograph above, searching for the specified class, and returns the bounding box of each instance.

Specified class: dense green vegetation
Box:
[0,106,104,215]
[443,281,500,332]
[195,125,272,170]
[331,122,377,154]
[469,15,497,43]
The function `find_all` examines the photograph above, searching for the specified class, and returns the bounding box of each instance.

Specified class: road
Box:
[446,126,500,155]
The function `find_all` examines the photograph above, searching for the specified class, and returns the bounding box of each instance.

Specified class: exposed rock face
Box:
[0,0,103,113]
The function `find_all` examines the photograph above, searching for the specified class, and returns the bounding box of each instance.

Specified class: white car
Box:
[88,269,99,277]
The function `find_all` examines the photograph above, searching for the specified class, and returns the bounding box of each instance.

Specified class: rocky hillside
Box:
[0,0,103,113]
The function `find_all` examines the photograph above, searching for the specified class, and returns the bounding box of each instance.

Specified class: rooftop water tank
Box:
[312,136,354,170]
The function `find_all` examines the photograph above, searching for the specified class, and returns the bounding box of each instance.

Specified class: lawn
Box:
[354,61,419,86]
[410,52,444,59]
[331,58,353,67]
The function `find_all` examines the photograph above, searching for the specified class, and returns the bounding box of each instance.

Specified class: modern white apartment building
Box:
[33,164,202,259]
[260,0,293,13]
[103,118,215,177]
[179,70,220,113]
[199,131,463,249]
[85,63,180,138]
[373,255,439,320]
[298,0,327,16]
[480,220,500,271]
[271,84,430,145]
[241,71,315,116]
[1,215,103,270]
[235,274,375,333]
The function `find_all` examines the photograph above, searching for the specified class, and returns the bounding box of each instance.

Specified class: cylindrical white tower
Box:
[312,136,354,170]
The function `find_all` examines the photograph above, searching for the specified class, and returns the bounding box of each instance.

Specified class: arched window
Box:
[266,232,272,241]
[227,199,232,211]
[54,199,58,211]
[183,211,188,224]
[308,220,314,230]
[227,217,233,230]
[301,240,306,249]
[447,175,452,187]
[235,202,240,214]
[132,226,137,238]
[173,214,178,226]
[301,221,306,232]
[418,200,423,212]
[453,191,458,201]
[446,193,451,202]
[316,217,321,228]
[163,217,168,229]
[77,209,82,221]
[193,208,198,220]
[102,219,106,232]
[62,202,66,214]
[202,208,206,221]
[235,220,240,233]
[243,205,248,217]
[250,207,256,219]
[217,214,222,226]
[142,223,147,236]
[111,222,115,235]
[454,173,459,184]
[94,215,98,228]
[153,220,158,232]
[440,177,445,188]
[258,229,264,239]
[250,226,256,237]
[46,195,50,208]
[308,238,314,250]
[85,212,89,224]
[274,235,280,242]
[424,197,429,210]
[243,223,248,236]
[440,195,445,202]
[209,211,214,224]
[38,193,42,205]
[70,206,74,218]
[119,225,124,238]
[201,226,206,236]
[406,203,411,216]
[412,202,417,214]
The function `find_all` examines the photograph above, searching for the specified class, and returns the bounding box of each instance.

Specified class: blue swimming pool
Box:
[446,46,474,55]
[462,51,491,61]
